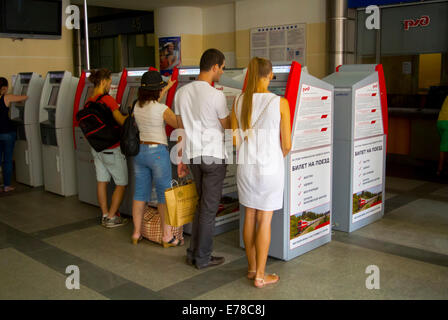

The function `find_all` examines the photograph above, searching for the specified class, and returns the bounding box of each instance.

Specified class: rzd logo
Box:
[403,16,430,31]
[303,86,310,93]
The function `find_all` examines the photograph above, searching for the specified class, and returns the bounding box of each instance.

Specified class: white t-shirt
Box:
[174,81,229,160]
[134,100,168,145]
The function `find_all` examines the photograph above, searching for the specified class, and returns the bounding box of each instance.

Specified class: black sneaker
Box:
[195,256,225,270]
[186,257,195,266]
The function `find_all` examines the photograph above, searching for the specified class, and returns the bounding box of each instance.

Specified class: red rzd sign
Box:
[403,15,430,31]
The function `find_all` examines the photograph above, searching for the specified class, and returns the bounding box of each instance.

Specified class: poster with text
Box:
[292,84,332,152]
[251,23,306,65]
[290,202,331,249]
[290,146,331,216]
[159,37,181,76]
[354,82,383,140]
[352,136,384,223]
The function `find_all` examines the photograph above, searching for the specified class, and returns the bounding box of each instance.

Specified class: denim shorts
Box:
[91,147,128,186]
[133,144,172,203]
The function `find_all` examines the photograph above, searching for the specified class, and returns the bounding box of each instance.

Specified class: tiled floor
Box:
[1,175,447,300]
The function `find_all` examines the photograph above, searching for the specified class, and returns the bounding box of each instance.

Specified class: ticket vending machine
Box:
[73,71,121,206]
[323,65,388,233]
[39,71,79,196]
[10,73,44,187]
[239,62,334,261]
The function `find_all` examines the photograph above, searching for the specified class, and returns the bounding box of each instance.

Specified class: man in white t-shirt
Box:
[175,48,230,269]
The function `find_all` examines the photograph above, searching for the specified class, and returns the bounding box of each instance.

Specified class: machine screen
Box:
[20,85,28,96]
[125,86,139,109]
[48,86,59,106]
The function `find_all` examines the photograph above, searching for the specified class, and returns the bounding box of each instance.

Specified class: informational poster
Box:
[354,82,383,140]
[159,37,181,76]
[352,136,384,223]
[289,83,332,250]
[289,147,331,249]
[292,85,332,151]
[251,24,306,65]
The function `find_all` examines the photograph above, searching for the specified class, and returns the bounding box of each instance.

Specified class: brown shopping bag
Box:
[141,205,184,244]
[164,179,199,227]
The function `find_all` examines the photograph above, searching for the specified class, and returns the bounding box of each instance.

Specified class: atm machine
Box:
[323,65,388,233]
[239,62,334,261]
[73,71,121,206]
[39,71,79,196]
[10,73,44,187]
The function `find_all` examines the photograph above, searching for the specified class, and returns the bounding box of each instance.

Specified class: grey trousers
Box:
[187,156,227,267]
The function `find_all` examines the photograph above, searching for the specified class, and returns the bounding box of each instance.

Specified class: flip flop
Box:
[254,274,280,288]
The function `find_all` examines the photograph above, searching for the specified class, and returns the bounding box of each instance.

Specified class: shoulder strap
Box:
[96,93,108,102]
[129,99,138,116]
[251,94,277,129]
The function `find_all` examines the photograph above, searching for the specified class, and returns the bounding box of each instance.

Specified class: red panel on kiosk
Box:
[72,71,87,148]
[165,67,179,137]
[115,69,128,105]
[375,64,389,137]
[284,61,302,130]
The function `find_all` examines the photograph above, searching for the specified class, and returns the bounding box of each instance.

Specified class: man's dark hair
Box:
[0,77,8,89]
[200,49,225,72]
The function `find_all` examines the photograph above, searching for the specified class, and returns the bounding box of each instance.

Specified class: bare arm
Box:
[4,95,28,106]
[230,100,239,147]
[163,108,178,128]
[280,97,292,157]
[158,78,177,103]
[112,109,128,126]
[219,116,230,130]
[176,115,189,178]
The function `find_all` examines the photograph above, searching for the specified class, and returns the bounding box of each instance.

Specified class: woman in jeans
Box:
[131,70,180,247]
[0,77,28,192]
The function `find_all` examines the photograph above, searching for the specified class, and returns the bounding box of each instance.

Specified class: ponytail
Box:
[240,57,272,131]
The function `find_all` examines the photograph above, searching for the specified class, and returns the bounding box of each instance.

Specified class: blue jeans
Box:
[133,144,172,203]
[0,131,16,187]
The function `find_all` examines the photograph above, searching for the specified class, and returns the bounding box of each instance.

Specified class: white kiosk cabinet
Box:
[11,73,44,187]
[73,71,121,206]
[39,71,79,196]
[323,64,388,233]
[240,62,334,261]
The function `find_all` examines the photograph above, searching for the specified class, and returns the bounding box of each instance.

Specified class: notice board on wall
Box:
[250,23,306,65]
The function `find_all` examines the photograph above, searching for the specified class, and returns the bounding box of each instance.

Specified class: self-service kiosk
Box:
[239,62,334,261]
[39,71,79,196]
[10,73,44,187]
[323,64,388,233]
[73,71,121,206]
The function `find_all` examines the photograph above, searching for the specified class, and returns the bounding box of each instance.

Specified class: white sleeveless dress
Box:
[235,93,285,211]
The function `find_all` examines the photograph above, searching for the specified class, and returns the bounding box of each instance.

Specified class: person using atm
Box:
[231,57,291,288]
[0,77,28,192]
[175,49,230,269]
[87,69,128,228]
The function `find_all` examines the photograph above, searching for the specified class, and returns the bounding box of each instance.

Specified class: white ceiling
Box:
[72,0,239,11]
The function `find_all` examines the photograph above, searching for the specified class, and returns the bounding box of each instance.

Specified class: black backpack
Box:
[76,94,122,152]
[120,100,140,157]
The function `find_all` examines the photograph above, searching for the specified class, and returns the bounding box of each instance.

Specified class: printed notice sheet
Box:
[251,23,306,65]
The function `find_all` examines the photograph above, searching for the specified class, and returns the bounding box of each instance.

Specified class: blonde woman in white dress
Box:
[231,57,291,288]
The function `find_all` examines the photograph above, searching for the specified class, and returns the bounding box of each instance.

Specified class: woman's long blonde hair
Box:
[240,57,272,131]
